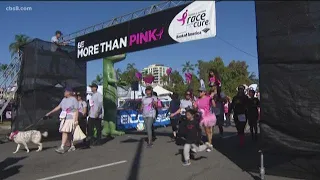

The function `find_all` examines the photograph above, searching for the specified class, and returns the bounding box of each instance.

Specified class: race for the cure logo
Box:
[168,1,216,43]
[77,27,164,59]
[177,10,188,25]
[177,9,209,28]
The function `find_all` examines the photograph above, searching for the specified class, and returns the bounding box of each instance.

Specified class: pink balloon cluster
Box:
[135,72,142,81]
[166,68,172,76]
[143,75,155,84]
[185,72,192,84]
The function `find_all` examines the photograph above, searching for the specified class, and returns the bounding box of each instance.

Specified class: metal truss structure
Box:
[60,1,194,43]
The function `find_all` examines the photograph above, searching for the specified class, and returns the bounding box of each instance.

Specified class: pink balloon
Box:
[166,68,172,76]
[143,75,155,84]
[135,72,142,80]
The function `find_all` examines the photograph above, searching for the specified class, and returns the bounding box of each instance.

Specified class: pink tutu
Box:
[199,111,216,127]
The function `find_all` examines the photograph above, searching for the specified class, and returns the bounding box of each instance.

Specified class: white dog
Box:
[9,130,48,154]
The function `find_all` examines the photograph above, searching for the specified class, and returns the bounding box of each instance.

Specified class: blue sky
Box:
[1,1,258,84]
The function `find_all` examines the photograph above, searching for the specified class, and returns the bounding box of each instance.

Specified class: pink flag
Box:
[135,72,142,80]
[185,73,192,84]
[166,68,172,76]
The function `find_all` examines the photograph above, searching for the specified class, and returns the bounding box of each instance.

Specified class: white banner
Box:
[168,1,216,43]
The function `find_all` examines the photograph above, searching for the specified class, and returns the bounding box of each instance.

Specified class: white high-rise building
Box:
[142,64,169,86]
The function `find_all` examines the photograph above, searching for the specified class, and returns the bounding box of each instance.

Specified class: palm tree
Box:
[9,34,31,57]
[115,68,122,80]
[0,64,8,73]
[249,72,259,84]
[182,61,195,73]
[92,74,103,85]
[126,63,136,71]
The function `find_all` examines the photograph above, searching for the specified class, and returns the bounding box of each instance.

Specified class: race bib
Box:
[238,114,246,122]
[181,108,186,115]
[59,111,67,119]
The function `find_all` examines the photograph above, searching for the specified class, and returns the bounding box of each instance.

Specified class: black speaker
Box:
[13,39,87,131]
[131,81,139,91]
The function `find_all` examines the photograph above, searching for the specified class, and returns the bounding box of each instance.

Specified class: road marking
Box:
[37,160,127,180]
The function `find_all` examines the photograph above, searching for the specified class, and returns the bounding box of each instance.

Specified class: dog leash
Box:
[22,116,49,131]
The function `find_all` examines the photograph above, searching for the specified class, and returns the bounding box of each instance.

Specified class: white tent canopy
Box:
[153,85,172,96]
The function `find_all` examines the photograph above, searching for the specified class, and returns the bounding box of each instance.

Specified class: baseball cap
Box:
[238,85,245,90]
[65,87,73,92]
[89,83,98,88]
[198,87,206,92]
[76,92,82,96]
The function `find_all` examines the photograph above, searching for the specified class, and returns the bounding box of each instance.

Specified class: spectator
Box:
[87,83,103,146]
[51,30,65,47]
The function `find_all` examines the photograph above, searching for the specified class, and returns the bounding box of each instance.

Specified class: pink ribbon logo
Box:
[177,10,188,25]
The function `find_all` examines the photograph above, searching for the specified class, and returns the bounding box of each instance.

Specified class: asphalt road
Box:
[0,126,317,180]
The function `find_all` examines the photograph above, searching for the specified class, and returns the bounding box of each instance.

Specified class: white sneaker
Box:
[67,146,76,152]
[206,143,213,152]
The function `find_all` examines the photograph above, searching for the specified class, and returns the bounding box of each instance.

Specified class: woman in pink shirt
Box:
[194,87,216,151]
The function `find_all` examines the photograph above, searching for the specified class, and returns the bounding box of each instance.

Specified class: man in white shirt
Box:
[51,31,63,51]
[87,83,103,146]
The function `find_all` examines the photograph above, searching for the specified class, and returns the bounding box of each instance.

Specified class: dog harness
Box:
[10,131,19,140]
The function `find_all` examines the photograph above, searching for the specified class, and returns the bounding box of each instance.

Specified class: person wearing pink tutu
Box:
[194,87,216,152]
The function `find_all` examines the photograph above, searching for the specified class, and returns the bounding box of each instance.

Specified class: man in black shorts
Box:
[229,85,249,146]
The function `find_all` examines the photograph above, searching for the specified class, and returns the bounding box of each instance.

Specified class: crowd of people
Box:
[42,66,260,167]
[156,69,260,166]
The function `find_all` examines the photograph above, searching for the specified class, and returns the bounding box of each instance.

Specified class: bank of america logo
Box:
[202,28,210,33]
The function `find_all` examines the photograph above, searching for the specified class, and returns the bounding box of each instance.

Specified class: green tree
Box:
[119,63,139,86]
[9,34,32,57]
[182,61,195,73]
[197,57,254,97]
[92,74,103,85]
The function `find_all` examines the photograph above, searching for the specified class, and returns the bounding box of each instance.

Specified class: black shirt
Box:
[169,99,180,119]
[247,97,260,117]
[230,94,249,115]
[179,119,202,144]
